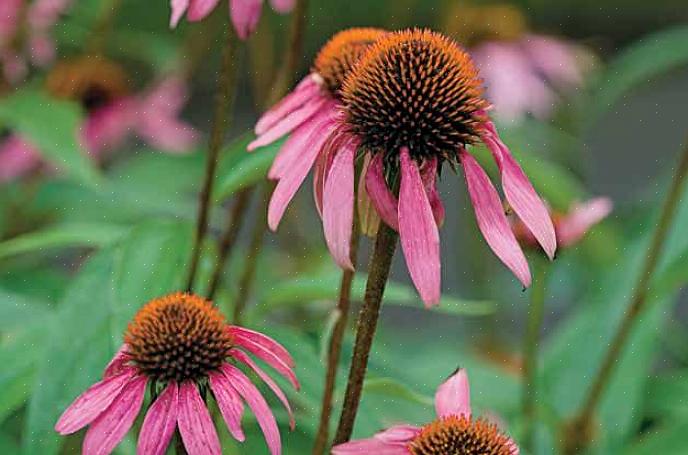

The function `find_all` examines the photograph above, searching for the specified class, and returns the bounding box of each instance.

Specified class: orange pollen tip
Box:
[408,415,516,455]
[124,292,233,383]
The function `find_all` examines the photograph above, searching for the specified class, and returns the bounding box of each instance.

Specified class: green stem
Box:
[333,223,398,444]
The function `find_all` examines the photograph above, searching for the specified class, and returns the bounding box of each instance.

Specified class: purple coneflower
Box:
[55,292,298,455]
[332,369,518,455]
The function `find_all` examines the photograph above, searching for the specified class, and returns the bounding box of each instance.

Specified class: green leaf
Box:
[0,223,128,260]
[0,88,100,186]
[0,290,51,332]
[625,421,688,455]
[644,370,688,419]
[363,377,434,407]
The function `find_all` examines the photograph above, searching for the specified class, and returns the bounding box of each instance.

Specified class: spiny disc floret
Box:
[342,29,489,162]
[408,415,516,455]
[125,293,233,383]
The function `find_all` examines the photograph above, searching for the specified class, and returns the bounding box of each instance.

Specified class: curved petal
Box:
[187,0,221,21]
[0,135,42,182]
[81,101,136,157]
[82,375,147,455]
[557,197,612,248]
[230,0,263,41]
[332,425,419,455]
[398,148,441,307]
[255,75,320,136]
[231,349,295,429]
[229,326,295,367]
[420,157,445,227]
[169,0,190,27]
[365,153,399,231]
[375,425,422,443]
[137,382,178,455]
[268,0,294,13]
[55,370,136,434]
[434,369,471,419]
[209,370,246,442]
[103,344,131,379]
[234,342,299,390]
[323,140,356,270]
[460,149,531,287]
[222,364,282,455]
[249,96,328,151]
[178,381,221,455]
[357,153,381,237]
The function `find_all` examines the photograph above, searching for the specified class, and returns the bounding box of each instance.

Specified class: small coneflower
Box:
[55,292,298,455]
[170,0,295,40]
[332,369,519,455]
[325,29,555,306]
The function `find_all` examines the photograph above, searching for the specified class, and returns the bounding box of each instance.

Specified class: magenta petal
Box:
[221,364,281,455]
[137,382,178,455]
[178,382,221,455]
[231,349,295,429]
[255,75,320,136]
[268,0,294,13]
[249,97,328,151]
[55,370,135,434]
[332,426,419,455]
[233,341,299,390]
[82,101,136,157]
[103,344,131,379]
[557,197,612,248]
[209,370,246,442]
[461,150,531,287]
[365,153,399,231]
[187,0,221,21]
[229,326,295,367]
[169,0,190,27]
[323,141,356,270]
[420,157,445,227]
[230,0,263,40]
[398,148,441,307]
[434,368,471,419]
[82,375,147,455]
[0,135,42,182]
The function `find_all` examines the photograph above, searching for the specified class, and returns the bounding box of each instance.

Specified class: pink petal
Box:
[137,382,178,455]
[27,0,72,29]
[323,140,356,270]
[231,349,295,429]
[255,75,321,136]
[434,368,471,419]
[268,0,294,13]
[557,197,613,248]
[169,0,190,27]
[508,438,520,455]
[28,34,55,67]
[82,375,147,455]
[0,0,22,42]
[0,135,42,182]
[221,364,281,455]
[209,370,246,442]
[81,101,136,157]
[332,426,419,455]
[55,370,136,434]
[365,153,399,231]
[420,157,445,227]
[230,0,263,40]
[460,149,531,287]
[267,116,337,231]
[523,34,583,88]
[187,0,221,21]
[232,341,299,390]
[229,326,295,367]
[398,148,441,307]
[481,122,557,259]
[178,381,221,455]
[103,344,131,379]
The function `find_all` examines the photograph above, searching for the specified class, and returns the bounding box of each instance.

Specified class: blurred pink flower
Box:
[471,34,588,123]
[170,0,295,40]
[332,369,519,455]
[55,292,298,455]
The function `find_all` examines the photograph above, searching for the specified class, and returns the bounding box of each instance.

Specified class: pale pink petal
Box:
[55,370,136,434]
[508,438,520,455]
[82,375,147,455]
[209,370,246,442]
[233,342,299,390]
[268,0,294,13]
[523,34,583,88]
[137,382,178,455]
[1,51,27,84]
[398,148,441,307]
[230,0,263,40]
[221,364,281,455]
[375,425,421,444]
[255,75,321,136]
[28,34,55,67]
[187,0,221,21]
[557,197,612,248]
[434,368,471,419]
[231,349,295,429]
[420,157,445,227]
[26,0,72,30]
[332,426,419,455]
[365,153,399,231]
[169,0,190,27]
[178,381,221,455]
[482,122,557,259]
[313,125,350,217]
[229,326,295,367]
[81,101,137,157]
[0,0,22,43]
[0,135,42,182]
[103,344,131,379]
[460,149,531,287]
[323,140,356,270]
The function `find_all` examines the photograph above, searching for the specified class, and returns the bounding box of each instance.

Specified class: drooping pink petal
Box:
[221,364,281,455]
[55,370,136,434]
[420,156,445,227]
[82,375,147,455]
[177,381,221,455]
[103,344,131,379]
[398,148,441,307]
[169,0,190,27]
[375,425,422,444]
[137,382,178,455]
[332,426,419,455]
[233,341,299,390]
[81,100,137,157]
[323,139,356,270]
[255,75,321,136]
[267,116,337,231]
[481,122,557,259]
[187,0,221,21]
[0,0,23,42]
[365,153,399,231]
[312,124,350,217]
[434,368,471,419]
[523,34,583,88]
[231,349,295,429]
[229,326,295,367]
[460,149,531,287]
[268,0,294,13]
[0,135,42,182]
[209,370,246,442]
[230,0,263,41]
[557,197,612,248]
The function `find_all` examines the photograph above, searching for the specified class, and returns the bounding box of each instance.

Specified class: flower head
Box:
[332,369,518,455]
[55,292,298,455]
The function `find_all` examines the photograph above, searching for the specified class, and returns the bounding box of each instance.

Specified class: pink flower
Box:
[170,0,295,40]
[332,369,519,455]
[55,292,298,455]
